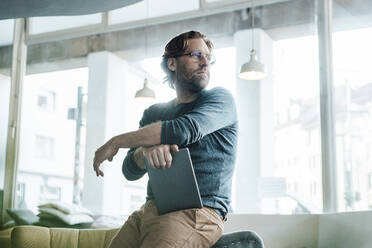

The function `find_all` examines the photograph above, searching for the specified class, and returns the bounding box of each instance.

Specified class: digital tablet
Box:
[145,148,203,215]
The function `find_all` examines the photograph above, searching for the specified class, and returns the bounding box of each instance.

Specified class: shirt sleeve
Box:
[121,108,150,181]
[161,87,237,146]
[122,148,146,181]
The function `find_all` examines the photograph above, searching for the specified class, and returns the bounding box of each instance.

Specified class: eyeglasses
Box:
[175,50,216,65]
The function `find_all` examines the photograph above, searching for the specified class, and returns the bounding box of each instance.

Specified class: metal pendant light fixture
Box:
[239,5,267,81]
[135,78,155,98]
[135,0,155,98]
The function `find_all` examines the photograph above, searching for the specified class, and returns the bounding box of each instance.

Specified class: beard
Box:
[175,64,209,93]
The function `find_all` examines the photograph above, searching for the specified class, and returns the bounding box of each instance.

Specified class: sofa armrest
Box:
[0,228,13,248]
[10,225,120,248]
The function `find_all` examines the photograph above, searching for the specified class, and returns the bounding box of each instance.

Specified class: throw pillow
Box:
[6,209,39,225]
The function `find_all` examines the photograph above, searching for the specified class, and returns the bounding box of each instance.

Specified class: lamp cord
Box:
[145,0,149,79]
[251,5,255,51]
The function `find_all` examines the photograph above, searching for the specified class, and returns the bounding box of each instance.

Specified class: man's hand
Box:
[142,144,179,170]
[93,138,119,177]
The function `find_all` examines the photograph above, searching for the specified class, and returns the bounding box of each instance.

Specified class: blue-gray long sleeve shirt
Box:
[122,87,238,218]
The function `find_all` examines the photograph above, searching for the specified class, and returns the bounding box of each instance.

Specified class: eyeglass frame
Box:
[173,50,216,65]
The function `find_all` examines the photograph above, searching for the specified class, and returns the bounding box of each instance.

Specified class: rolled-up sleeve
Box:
[161,88,237,146]
[122,149,146,181]
[122,109,150,181]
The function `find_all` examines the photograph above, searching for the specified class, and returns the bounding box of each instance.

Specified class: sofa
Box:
[0,225,264,248]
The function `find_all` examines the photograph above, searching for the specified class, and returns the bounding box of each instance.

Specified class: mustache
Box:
[194,64,208,73]
[194,68,209,74]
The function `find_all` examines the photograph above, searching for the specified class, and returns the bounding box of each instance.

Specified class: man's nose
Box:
[199,55,209,66]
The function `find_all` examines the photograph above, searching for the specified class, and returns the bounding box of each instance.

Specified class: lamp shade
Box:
[239,49,267,81]
[135,78,155,98]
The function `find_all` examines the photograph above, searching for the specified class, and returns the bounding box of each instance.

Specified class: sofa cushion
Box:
[38,207,94,225]
[38,202,93,216]
[12,225,50,248]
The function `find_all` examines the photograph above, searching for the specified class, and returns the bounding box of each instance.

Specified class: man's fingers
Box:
[153,152,162,169]
[171,144,179,152]
[147,155,155,169]
[156,150,167,169]
[143,145,178,170]
[165,152,172,168]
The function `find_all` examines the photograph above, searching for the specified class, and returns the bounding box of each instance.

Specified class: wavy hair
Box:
[160,31,213,89]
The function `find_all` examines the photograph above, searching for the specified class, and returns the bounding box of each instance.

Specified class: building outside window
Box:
[39,185,61,203]
[37,90,56,112]
[34,135,55,160]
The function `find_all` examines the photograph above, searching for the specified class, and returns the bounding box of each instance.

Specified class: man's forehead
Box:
[184,38,210,53]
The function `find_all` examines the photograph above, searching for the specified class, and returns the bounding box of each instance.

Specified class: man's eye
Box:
[191,52,201,58]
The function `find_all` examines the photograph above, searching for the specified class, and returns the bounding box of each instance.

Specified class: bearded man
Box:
[93,30,238,248]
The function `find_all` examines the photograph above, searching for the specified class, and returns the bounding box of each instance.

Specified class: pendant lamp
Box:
[239,5,267,81]
[135,0,155,98]
[135,78,155,98]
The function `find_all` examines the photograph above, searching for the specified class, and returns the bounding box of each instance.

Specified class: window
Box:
[231,0,321,214]
[270,35,322,213]
[30,14,102,35]
[40,185,61,203]
[17,68,88,211]
[333,0,372,212]
[0,73,11,191]
[110,0,199,24]
[129,194,145,213]
[37,90,56,112]
[34,135,55,160]
[15,183,26,209]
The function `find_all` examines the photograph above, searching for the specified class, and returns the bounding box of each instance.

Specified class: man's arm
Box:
[161,88,237,146]
[93,121,179,177]
[93,121,162,177]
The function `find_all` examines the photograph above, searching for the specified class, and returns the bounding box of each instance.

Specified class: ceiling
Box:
[0,0,142,20]
[1,0,372,47]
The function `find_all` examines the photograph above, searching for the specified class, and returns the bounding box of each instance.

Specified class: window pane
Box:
[233,0,321,214]
[110,0,199,24]
[333,0,372,211]
[0,19,14,46]
[270,34,322,214]
[30,14,102,35]
[0,67,11,217]
[16,68,88,212]
[0,24,12,219]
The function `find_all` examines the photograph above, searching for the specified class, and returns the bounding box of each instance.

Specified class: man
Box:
[93,30,238,248]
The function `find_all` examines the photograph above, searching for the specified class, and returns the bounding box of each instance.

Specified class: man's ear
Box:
[167,58,176,72]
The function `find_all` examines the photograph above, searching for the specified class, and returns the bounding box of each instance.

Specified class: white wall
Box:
[318,211,372,248]
[225,211,372,248]
[224,214,319,248]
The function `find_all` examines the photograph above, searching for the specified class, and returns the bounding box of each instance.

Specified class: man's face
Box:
[173,38,212,93]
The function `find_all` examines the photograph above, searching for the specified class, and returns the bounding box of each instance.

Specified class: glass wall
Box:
[270,34,322,214]
[332,0,372,212]
[16,68,88,212]
[0,19,13,223]
[5,0,372,219]
[233,0,321,214]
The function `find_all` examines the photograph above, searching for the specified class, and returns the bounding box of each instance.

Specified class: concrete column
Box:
[82,51,130,215]
[234,28,274,213]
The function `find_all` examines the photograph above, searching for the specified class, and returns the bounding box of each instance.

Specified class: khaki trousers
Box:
[108,200,224,248]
